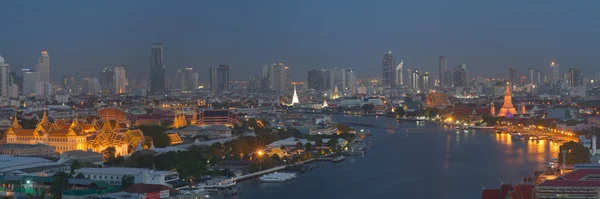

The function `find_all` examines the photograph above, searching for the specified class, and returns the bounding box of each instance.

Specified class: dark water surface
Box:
[230,115,557,199]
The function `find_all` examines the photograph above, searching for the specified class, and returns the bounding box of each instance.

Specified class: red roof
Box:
[498,184,512,198]
[561,169,600,180]
[510,184,534,199]
[538,180,600,187]
[481,189,500,199]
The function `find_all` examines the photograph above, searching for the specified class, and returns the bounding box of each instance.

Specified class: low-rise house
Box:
[61,150,104,167]
[0,144,57,157]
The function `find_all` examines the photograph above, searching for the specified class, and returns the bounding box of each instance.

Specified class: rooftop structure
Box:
[196,110,238,127]
[0,143,56,157]
[75,167,179,187]
[497,82,517,117]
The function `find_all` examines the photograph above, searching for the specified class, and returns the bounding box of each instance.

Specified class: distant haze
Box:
[1,1,599,82]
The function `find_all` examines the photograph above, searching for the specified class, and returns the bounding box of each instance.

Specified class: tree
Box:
[271,154,280,161]
[74,173,85,179]
[121,175,135,188]
[138,125,171,148]
[295,142,304,151]
[558,141,591,165]
[102,147,116,162]
[395,107,405,118]
[361,104,375,113]
[327,139,338,150]
[70,160,82,174]
[314,139,323,146]
[50,172,68,199]
[305,142,313,152]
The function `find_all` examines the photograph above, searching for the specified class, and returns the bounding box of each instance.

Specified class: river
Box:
[229,115,558,199]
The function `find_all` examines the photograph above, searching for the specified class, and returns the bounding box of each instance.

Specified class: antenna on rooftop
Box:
[480,181,485,190]
[498,178,503,185]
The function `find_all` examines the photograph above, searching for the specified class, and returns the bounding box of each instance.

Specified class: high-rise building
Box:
[263,63,287,92]
[192,72,199,90]
[114,66,126,94]
[536,71,541,84]
[382,51,395,86]
[36,50,51,82]
[150,42,165,93]
[528,68,534,84]
[543,73,548,83]
[174,69,185,89]
[0,55,10,97]
[506,67,519,88]
[444,70,452,87]
[421,71,430,91]
[459,64,468,86]
[410,69,420,90]
[344,68,356,95]
[439,56,446,87]
[209,65,230,92]
[100,67,114,94]
[550,61,559,83]
[22,69,39,95]
[568,68,581,86]
[307,69,330,91]
[396,61,404,85]
[184,68,195,91]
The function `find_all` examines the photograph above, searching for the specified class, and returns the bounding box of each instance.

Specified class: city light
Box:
[257,150,264,157]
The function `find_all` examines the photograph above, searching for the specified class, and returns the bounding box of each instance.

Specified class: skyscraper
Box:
[100,67,114,94]
[36,50,50,82]
[344,68,356,95]
[150,42,165,93]
[536,71,541,84]
[439,56,446,87]
[184,68,195,91]
[568,68,581,86]
[114,66,126,94]
[307,69,330,91]
[396,61,404,85]
[550,61,559,83]
[382,51,395,86]
[528,68,534,84]
[265,63,287,92]
[0,55,10,97]
[22,69,39,95]
[209,65,230,92]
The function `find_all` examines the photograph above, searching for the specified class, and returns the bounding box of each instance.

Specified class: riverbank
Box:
[232,152,338,182]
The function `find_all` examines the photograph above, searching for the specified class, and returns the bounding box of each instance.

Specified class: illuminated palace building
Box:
[173,109,238,128]
[3,108,145,155]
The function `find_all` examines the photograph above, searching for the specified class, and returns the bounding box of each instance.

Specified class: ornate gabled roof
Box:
[40,109,50,127]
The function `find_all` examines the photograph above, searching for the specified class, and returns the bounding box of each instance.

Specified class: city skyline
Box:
[1,1,600,82]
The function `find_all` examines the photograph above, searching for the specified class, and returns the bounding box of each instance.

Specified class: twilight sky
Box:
[1,1,599,83]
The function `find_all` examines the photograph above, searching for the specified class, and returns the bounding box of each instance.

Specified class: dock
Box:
[231,153,336,182]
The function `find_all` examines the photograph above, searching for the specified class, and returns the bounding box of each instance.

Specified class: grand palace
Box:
[3,108,145,155]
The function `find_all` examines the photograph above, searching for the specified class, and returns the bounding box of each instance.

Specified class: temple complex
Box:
[3,108,145,155]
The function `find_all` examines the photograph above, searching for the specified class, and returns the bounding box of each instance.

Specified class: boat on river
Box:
[259,172,297,183]
[332,155,346,163]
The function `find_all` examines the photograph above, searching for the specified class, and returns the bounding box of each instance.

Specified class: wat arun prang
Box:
[497,81,517,117]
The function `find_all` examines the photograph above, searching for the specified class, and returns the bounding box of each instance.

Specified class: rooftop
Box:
[560,169,600,180]
[0,155,52,169]
[0,143,54,149]
[75,167,175,175]
[538,180,600,187]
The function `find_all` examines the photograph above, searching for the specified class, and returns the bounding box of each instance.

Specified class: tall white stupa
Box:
[292,85,299,104]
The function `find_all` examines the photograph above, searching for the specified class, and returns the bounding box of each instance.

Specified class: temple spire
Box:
[292,85,299,105]
[40,107,49,126]
[11,112,21,129]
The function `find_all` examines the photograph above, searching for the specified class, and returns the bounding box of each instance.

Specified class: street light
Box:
[257,150,264,157]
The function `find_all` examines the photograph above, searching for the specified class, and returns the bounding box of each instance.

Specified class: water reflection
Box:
[495,134,559,166]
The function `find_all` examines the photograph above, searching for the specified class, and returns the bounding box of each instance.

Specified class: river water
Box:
[230,115,558,199]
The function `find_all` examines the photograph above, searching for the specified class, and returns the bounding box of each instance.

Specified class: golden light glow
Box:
[257,150,264,156]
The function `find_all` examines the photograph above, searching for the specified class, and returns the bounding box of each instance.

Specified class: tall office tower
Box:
[114,66,126,94]
[396,61,404,85]
[536,71,541,84]
[528,68,534,84]
[550,61,559,83]
[100,67,114,94]
[265,63,287,92]
[22,69,39,94]
[344,68,356,95]
[406,69,412,88]
[150,42,165,93]
[444,70,452,87]
[421,71,430,91]
[209,65,230,92]
[174,69,185,89]
[411,69,420,90]
[506,67,519,87]
[192,72,199,90]
[459,64,468,86]
[0,55,10,97]
[307,69,331,91]
[184,68,195,91]
[568,68,581,86]
[36,50,51,82]
[329,67,345,92]
[439,56,446,86]
[382,51,395,86]
[543,73,548,83]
